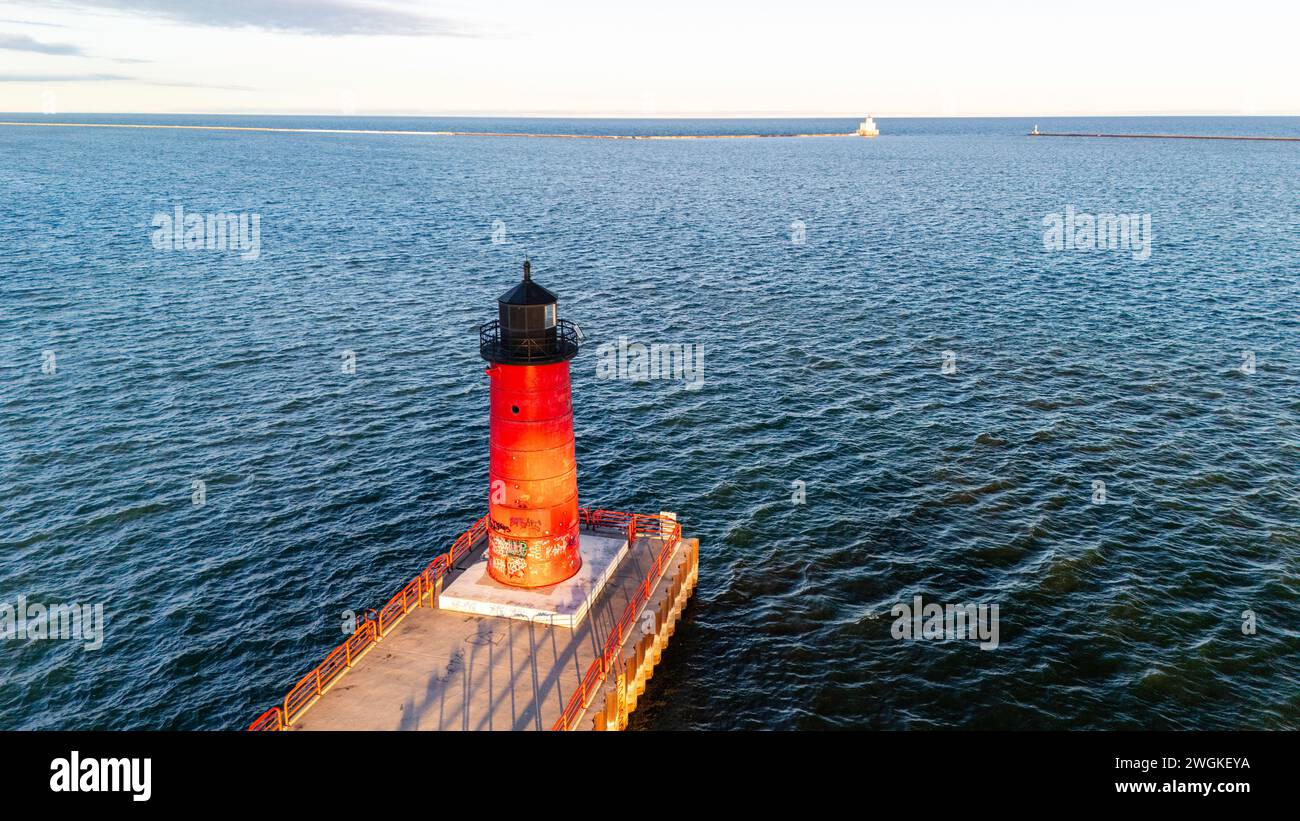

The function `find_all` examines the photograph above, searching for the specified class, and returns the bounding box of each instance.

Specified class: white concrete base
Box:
[438,532,629,629]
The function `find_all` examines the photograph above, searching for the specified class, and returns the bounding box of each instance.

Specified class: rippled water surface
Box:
[1,116,1297,730]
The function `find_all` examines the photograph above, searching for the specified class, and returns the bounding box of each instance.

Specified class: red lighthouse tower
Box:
[479,261,583,588]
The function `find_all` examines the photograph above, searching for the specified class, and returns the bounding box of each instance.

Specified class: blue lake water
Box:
[0,115,1297,729]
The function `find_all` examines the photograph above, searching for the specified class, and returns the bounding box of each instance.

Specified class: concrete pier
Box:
[277,521,697,731]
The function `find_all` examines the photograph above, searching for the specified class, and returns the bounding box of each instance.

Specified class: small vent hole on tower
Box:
[511,405,520,414]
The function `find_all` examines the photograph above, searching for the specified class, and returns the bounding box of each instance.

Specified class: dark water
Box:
[1,116,1296,730]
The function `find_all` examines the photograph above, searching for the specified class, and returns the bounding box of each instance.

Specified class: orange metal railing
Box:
[247,508,681,732]
[551,508,683,731]
[247,515,489,730]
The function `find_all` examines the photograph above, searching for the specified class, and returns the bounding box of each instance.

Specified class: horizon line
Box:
[4,110,1300,119]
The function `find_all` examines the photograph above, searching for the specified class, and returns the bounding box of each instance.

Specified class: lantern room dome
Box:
[498,261,558,305]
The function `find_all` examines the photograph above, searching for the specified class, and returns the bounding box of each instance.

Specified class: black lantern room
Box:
[480,261,580,365]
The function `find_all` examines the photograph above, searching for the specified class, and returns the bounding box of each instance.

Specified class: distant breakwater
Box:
[1029,130,1299,142]
[0,121,857,140]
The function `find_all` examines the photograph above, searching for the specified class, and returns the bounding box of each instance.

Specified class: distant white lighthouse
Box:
[857,115,879,137]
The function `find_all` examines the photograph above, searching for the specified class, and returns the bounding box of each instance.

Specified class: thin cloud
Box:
[0,19,68,27]
[148,79,255,90]
[0,72,251,90]
[24,0,476,37]
[0,32,84,55]
[0,31,153,63]
[0,72,130,81]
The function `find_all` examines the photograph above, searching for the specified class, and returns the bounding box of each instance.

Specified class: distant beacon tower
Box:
[857,115,879,137]
[479,261,582,588]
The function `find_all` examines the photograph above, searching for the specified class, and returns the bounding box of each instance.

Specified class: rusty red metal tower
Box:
[478,261,583,588]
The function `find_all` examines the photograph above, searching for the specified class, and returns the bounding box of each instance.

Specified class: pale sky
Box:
[0,0,1296,116]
